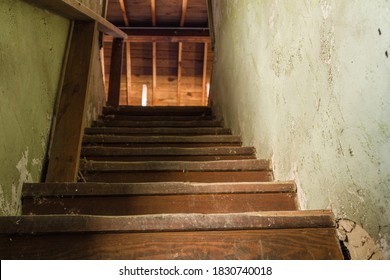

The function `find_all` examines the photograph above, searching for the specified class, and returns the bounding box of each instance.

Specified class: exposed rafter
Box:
[118,0,129,26]
[180,0,188,27]
[151,0,156,27]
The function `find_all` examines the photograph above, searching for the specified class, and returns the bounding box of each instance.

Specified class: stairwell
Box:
[0,106,343,259]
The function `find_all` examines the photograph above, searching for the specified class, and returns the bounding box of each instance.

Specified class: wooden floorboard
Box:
[0,228,343,259]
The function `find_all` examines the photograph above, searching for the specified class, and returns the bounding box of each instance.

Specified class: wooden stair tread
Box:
[0,210,336,234]
[23,182,296,197]
[80,159,271,172]
[84,127,231,135]
[0,228,343,259]
[93,120,223,127]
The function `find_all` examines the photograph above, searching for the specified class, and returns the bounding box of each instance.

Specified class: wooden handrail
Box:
[24,0,127,38]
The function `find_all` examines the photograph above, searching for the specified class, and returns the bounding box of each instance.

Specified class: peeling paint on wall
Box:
[0,150,32,215]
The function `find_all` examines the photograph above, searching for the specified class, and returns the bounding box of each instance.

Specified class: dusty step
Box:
[82,135,243,147]
[0,211,343,259]
[80,159,271,172]
[84,127,231,136]
[92,120,223,128]
[103,106,212,116]
[81,146,256,161]
[22,182,297,215]
[23,182,297,196]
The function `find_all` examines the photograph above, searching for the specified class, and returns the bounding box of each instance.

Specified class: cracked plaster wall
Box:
[210,0,390,258]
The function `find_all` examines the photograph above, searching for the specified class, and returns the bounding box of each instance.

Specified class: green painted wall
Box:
[210,0,390,258]
[0,0,70,215]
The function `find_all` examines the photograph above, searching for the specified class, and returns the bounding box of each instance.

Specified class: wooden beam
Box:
[152,42,157,106]
[46,21,97,182]
[202,43,208,106]
[126,42,132,105]
[104,29,210,43]
[121,28,209,37]
[24,0,127,38]
[180,0,188,27]
[177,42,183,105]
[151,0,156,27]
[118,0,129,26]
[207,0,215,50]
[107,38,124,107]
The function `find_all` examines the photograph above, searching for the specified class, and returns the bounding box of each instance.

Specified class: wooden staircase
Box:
[0,106,343,259]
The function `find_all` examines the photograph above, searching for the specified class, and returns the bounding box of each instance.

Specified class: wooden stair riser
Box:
[84,127,231,135]
[22,193,297,215]
[82,135,242,147]
[80,171,274,183]
[80,159,271,172]
[100,115,216,121]
[92,120,223,128]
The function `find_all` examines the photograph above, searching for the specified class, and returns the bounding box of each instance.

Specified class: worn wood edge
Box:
[0,210,336,234]
[23,0,127,38]
[22,181,296,197]
[81,146,255,156]
[82,135,242,144]
[80,159,272,172]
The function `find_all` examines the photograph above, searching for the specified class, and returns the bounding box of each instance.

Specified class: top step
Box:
[103,106,212,116]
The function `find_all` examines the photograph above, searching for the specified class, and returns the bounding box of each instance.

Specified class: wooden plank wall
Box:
[103,41,213,106]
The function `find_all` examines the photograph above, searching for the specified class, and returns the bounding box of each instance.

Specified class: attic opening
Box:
[103,0,213,106]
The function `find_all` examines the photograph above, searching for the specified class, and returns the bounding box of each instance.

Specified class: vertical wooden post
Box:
[46,21,97,182]
[202,42,208,106]
[126,42,132,105]
[107,38,124,107]
[177,42,183,105]
[152,41,157,106]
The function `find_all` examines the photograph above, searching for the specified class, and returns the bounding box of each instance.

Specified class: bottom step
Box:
[0,211,343,259]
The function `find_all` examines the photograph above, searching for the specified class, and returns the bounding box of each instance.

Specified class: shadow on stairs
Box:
[0,106,343,259]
